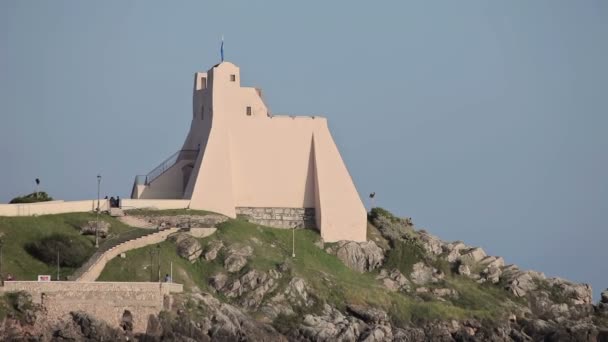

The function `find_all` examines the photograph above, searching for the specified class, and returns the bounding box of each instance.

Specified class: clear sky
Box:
[1,1,606,298]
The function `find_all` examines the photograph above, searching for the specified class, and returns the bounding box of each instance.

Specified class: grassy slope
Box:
[99,217,519,323]
[0,213,144,280]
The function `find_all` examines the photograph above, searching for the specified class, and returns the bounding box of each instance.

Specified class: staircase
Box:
[70,227,180,282]
[136,149,199,186]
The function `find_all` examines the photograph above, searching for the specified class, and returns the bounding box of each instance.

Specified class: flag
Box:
[221,36,224,62]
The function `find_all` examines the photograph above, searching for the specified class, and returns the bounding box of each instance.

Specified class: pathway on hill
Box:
[71,227,181,282]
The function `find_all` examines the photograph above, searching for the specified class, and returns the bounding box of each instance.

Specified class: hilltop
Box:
[0,208,606,341]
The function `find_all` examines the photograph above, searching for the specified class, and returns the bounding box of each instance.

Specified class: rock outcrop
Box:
[330,240,384,272]
[80,220,110,237]
[223,245,253,273]
[171,233,203,262]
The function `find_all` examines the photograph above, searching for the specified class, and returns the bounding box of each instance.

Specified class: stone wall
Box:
[1,281,182,333]
[236,207,315,229]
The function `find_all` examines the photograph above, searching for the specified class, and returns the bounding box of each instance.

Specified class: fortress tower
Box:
[131,62,366,242]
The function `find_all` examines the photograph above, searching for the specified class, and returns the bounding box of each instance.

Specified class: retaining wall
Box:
[120,199,190,210]
[236,207,316,229]
[0,199,109,217]
[1,281,182,333]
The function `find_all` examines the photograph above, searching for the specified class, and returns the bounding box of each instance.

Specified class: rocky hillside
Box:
[1,208,607,341]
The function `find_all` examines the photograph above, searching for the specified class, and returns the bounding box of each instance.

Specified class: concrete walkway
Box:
[73,228,180,282]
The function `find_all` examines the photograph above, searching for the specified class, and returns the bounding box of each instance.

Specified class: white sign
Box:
[37,275,52,282]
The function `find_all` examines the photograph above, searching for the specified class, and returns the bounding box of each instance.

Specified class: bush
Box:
[25,234,93,268]
[9,192,53,204]
[384,239,427,275]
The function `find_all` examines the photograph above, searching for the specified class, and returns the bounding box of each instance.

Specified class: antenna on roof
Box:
[220,35,224,62]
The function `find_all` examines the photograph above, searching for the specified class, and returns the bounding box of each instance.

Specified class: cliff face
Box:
[1,209,607,341]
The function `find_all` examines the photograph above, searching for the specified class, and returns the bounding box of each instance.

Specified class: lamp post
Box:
[96,174,101,248]
[292,225,296,258]
[0,239,3,283]
[35,178,40,199]
[157,244,161,283]
[369,192,376,212]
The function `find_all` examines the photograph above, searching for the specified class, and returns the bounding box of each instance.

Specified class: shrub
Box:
[9,192,53,204]
[384,239,427,275]
[25,234,93,268]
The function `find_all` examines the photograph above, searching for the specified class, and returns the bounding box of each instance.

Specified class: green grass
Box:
[0,212,144,280]
[98,218,516,324]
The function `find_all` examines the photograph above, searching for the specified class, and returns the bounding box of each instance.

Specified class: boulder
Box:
[346,304,389,324]
[546,278,593,306]
[417,231,444,256]
[457,264,471,277]
[480,256,505,269]
[224,255,248,273]
[359,324,393,342]
[298,304,365,341]
[376,269,411,292]
[203,240,224,261]
[80,221,110,238]
[209,273,229,291]
[175,235,203,262]
[443,241,468,262]
[333,240,384,272]
[458,247,487,265]
[601,289,608,304]
[481,265,502,284]
[502,268,545,297]
[191,292,287,341]
[223,245,253,273]
[409,262,443,285]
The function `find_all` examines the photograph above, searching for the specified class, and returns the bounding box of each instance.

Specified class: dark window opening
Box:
[230,74,236,82]
[246,106,252,116]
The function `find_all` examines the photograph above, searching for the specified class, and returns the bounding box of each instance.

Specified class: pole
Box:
[0,241,3,282]
[56,249,60,281]
[292,226,296,258]
[95,175,101,248]
[157,245,161,283]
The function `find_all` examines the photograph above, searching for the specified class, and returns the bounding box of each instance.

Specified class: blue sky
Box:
[1,1,606,298]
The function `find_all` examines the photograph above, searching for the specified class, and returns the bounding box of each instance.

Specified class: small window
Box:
[246,106,252,116]
[230,74,236,82]
[200,77,207,89]
[201,105,204,120]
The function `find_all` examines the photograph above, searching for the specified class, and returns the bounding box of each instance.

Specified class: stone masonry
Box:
[1,281,183,333]
[236,207,316,229]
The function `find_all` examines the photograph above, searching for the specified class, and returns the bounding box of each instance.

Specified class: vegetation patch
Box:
[25,233,94,268]
[9,192,53,204]
[384,239,427,275]
[0,212,144,280]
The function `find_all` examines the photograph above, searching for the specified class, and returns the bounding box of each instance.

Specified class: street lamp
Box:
[157,244,161,283]
[96,174,102,211]
[96,174,102,248]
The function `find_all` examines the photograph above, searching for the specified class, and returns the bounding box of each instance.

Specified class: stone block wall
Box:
[236,207,316,229]
[1,281,183,333]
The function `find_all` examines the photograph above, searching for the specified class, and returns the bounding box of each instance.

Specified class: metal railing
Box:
[137,149,199,186]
